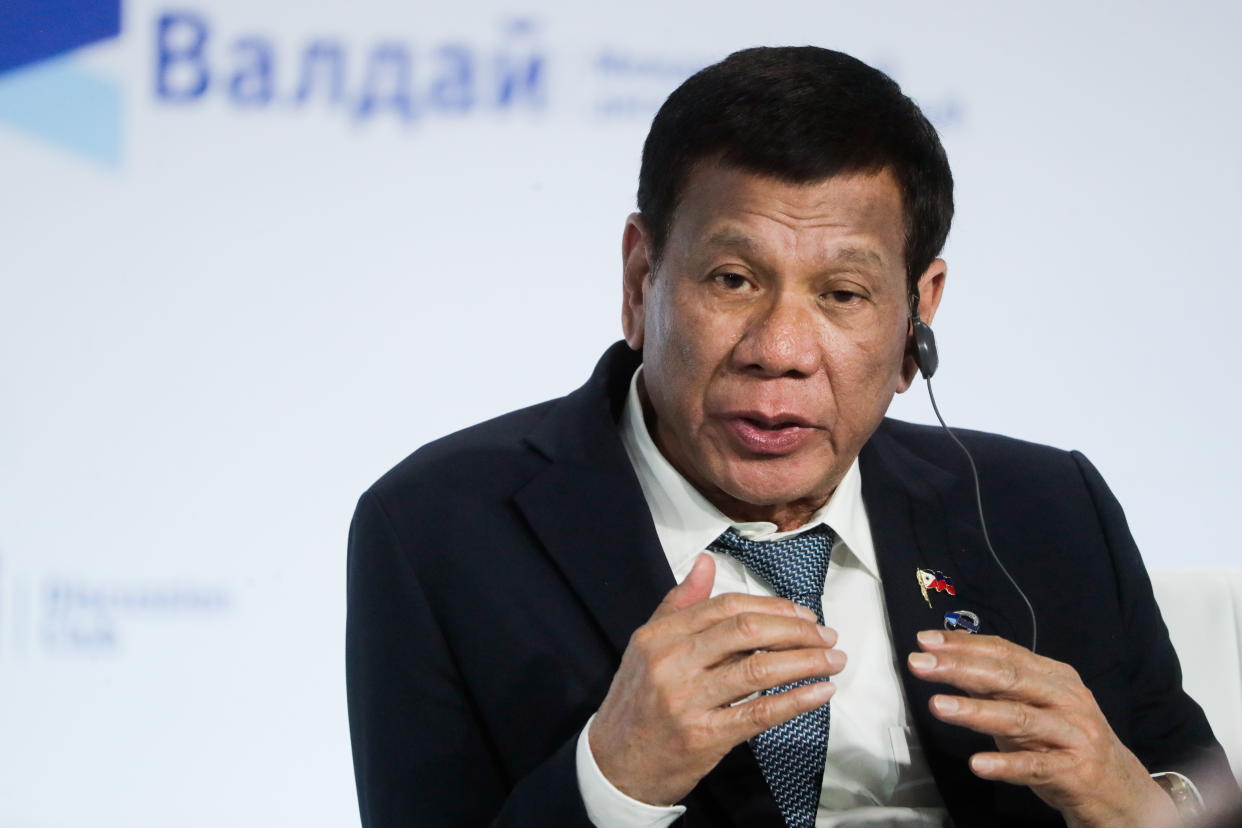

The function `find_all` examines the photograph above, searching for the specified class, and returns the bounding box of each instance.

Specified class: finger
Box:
[916,630,1055,666]
[929,694,1081,748]
[906,645,1067,706]
[650,553,717,620]
[692,611,837,667]
[716,679,836,744]
[701,647,845,708]
[657,589,818,637]
[968,749,1074,788]
[916,631,1072,689]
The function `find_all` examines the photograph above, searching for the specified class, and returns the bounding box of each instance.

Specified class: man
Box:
[346,47,1232,826]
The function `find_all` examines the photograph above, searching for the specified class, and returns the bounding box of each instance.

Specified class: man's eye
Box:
[714,273,750,290]
[826,289,862,304]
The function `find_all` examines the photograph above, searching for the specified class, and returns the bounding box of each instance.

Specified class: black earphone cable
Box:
[923,376,1039,655]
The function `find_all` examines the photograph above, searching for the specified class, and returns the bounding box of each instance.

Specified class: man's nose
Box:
[732,293,821,378]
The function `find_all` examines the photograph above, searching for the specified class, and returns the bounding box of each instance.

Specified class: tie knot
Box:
[708,525,835,619]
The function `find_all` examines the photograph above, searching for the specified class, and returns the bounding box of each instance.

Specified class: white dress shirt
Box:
[575,367,949,827]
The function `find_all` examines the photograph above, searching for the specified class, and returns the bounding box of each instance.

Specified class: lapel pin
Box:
[916,567,957,608]
[944,610,980,634]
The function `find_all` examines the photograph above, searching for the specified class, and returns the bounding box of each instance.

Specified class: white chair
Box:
[1150,569,1242,784]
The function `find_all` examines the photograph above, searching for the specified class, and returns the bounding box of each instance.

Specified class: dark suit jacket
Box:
[346,342,1231,827]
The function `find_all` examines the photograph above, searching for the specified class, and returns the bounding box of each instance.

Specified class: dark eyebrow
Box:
[702,229,763,255]
[829,246,886,271]
[702,230,886,272]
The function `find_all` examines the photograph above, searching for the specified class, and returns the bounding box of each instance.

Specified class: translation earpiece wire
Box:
[924,376,1039,655]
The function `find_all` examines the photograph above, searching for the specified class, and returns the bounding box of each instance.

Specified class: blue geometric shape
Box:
[0,54,121,165]
[0,0,121,75]
[944,610,981,635]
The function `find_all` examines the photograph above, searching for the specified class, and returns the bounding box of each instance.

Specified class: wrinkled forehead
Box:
[665,162,908,276]
[671,155,909,235]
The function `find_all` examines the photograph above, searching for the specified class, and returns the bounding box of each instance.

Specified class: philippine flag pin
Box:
[916,567,957,608]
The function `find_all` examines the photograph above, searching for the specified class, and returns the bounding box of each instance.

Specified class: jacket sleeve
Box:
[1070,451,1238,812]
[346,490,594,827]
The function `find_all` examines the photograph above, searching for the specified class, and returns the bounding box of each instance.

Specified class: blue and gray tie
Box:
[707,525,835,828]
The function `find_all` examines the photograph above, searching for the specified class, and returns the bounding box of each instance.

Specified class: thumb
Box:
[652,553,715,619]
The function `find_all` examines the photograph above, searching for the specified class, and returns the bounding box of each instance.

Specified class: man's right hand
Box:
[588,552,846,806]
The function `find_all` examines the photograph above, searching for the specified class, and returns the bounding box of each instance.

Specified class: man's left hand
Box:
[907,630,1180,828]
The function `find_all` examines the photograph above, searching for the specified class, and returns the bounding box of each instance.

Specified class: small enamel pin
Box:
[916,567,956,608]
[944,610,980,634]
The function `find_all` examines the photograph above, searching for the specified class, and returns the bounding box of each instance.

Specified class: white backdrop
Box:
[2,1,1239,825]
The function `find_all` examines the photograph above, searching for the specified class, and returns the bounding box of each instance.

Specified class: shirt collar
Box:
[618,366,879,579]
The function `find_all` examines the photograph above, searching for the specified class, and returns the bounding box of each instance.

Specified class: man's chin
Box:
[714,467,839,512]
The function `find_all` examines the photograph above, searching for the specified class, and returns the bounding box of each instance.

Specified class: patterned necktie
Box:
[708,524,835,828]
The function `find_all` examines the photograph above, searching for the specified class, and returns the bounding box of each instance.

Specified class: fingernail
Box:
[818,626,835,644]
[971,755,999,775]
[810,681,835,702]
[680,554,704,581]
[917,630,944,646]
[932,695,959,714]
[825,649,846,671]
[908,652,937,670]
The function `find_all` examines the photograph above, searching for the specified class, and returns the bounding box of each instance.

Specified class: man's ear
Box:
[897,258,948,392]
[621,213,654,350]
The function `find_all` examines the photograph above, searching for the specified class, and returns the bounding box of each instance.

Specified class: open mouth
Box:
[742,416,806,430]
[722,414,818,455]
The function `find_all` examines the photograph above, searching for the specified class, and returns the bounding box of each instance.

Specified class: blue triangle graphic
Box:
[0,54,121,166]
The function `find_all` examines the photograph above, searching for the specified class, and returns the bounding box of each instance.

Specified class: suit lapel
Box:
[862,424,1026,649]
[860,422,1035,821]
[515,456,675,655]
[513,343,675,656]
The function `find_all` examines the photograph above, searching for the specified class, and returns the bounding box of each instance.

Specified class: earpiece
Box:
[909,290,939,380]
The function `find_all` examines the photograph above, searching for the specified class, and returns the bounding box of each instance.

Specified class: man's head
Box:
[620,46,954,527]
[637,46,953,291]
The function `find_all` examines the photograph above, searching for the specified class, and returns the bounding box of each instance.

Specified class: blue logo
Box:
[0,5,968,168]
[0,0,123,165]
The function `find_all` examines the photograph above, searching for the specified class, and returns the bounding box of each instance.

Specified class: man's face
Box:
[621,161,945,520]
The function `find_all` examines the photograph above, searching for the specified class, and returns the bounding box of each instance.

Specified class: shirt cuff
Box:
[575,712,688,828]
